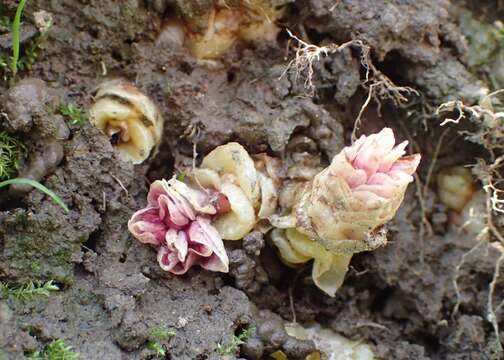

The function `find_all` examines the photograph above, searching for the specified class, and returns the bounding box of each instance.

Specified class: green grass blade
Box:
[0,177,69,213]
[10,0,28,78]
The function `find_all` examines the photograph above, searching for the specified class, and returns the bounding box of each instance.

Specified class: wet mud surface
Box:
[1,0,504,359]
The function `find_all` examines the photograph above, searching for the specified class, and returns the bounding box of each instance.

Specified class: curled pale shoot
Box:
[197,143,281,239]
[89,80,164,164]
[200,142,260,240]
[272,228,352,296]
[185,2,283,59]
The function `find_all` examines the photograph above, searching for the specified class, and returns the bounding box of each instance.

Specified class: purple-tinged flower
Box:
[157,217,228,274]
[128,178,229,274]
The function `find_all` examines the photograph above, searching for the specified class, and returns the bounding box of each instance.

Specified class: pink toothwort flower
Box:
[285,128,421,296]
[157,217,228,274]
[128,178,229,274]
[341,127,421,199]
[296,127,421,253]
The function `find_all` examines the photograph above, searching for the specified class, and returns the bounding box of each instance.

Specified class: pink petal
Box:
[344,134,368,162]
[165,186,197,220]
[146,180,169,206]
[354,182,397,198]
[169,179,217,215]
[128,207,167,245]
[343,168,368,189]
[158,194,191,228]
[329,153,368,189]
[157,246,179,272]
[187,217,229,273]
[145,179,194,228]
[351,128,396,177]
[378,140,408,173]
[359,173,398,198]
[164,229,188,262]
[355,165,415,199]
[390,154,421,175]
[157,230,197,275]
[174,231,189,262]
[132,178,230,275]
[187,221,217,257]
[338,129,420,197]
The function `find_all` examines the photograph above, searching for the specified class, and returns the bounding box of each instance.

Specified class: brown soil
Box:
[1,0,504,359]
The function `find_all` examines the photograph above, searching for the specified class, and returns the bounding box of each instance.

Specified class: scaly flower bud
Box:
[273,128,420,296]
[296,127,421,253]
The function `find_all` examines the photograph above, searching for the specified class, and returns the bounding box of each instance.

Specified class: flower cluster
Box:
[128,179,229,274]
[296,127,421,252]
[127,128,421,297]
[275,128,421,295]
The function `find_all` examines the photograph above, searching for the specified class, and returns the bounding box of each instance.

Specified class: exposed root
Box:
[452,232,489,316]
[439,95,504,352]
[280,29,353,97]
[436,100,480,126]
[329,1,341,12]
[111,174,129,196]
[482,156,504,244]
[280,29,418,141]
[413,173,433,263]
[423,128,450,194]
[436,89,504,126]
[436,90,504,159]
[487,244,504,354]
[288,266,308,324]
[484,156,504,215]
[352,72,418,141]
[397,122,433,262]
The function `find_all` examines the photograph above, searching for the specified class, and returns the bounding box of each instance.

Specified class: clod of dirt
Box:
[1,78,55,133]
[0,78,144,283]
[0,24,37,51]
[228,249,269,295]
[456,8,504,90]
[440,315,489,358]
[257,310,289,351]
[253,310,316,358]
[242,230,265,256]
[11,137,65,194]
[305,0,450,64]
[82,250,98,273]
[162,0,214,26]
[147,0,171,15]
[241,335,265,359]
[0,79,73,194]
[282,337,317,358]
[407,58,487,104]
[316,47,362,106]
[156,19,186,50]
[160,52,344,159]
[0,302,38,358]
